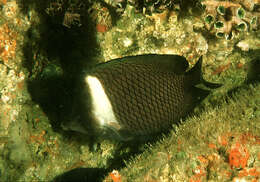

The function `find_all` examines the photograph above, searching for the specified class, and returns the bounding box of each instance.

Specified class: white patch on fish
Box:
[85,75,121,130]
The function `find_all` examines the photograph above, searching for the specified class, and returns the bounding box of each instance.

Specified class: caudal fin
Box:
[186,56,202,85]
[245,59,260,83]
[187,56,222,88]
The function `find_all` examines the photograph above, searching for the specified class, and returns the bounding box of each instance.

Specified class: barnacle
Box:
[201,0,260,39]
[204,14,214,24]
[237,7,246,18]
[217,5,225,15]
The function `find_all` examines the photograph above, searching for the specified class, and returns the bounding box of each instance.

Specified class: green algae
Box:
[0,0,259,181]
[108,83,260,181]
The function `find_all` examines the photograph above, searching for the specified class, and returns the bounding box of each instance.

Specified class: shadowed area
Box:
[16,0,260,181]
[17,1,157,181]
[52,168,108,182]
[19,0,99,131]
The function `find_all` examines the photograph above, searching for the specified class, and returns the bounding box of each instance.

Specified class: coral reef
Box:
[0,24,17,66]
[127,0,179,14]
[0,0,259,181]
[201,0,260,39]
[103,0,180,15]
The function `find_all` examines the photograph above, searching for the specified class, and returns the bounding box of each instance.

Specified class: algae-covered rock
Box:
[104,83,260,182]
[0,0,259,181]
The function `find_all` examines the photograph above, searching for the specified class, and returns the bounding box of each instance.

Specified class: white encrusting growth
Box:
[85,75,120,129]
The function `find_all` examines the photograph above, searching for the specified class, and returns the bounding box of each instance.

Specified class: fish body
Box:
[65,54,219,141]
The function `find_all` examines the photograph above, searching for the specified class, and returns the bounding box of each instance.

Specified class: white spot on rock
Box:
[1,95,10,103]
[123,37,133,47]
[236,40,249,51]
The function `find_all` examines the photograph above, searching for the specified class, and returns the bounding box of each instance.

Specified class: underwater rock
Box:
[236,36,260,51]
[202,0,260,39]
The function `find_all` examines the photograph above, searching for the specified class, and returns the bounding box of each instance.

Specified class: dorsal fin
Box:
[95,54,189,74]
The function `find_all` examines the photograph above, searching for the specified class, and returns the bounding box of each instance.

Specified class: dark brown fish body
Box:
[65,54,219,141]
